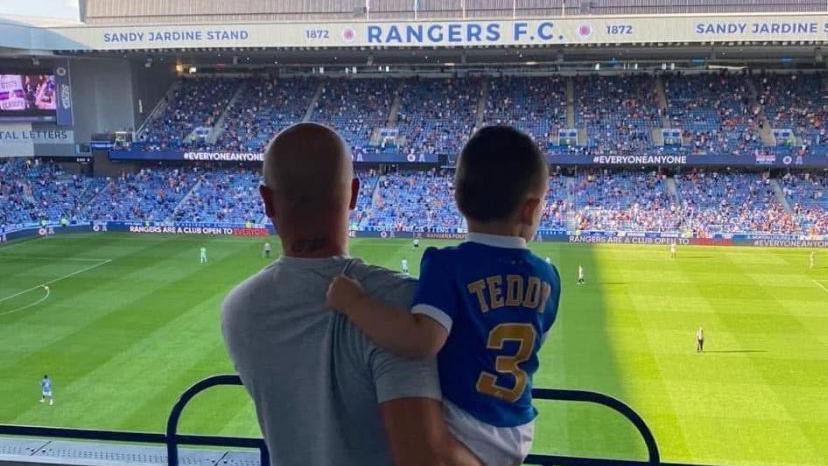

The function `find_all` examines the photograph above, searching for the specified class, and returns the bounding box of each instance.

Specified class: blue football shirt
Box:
[411,233,561,428]
[41,378,51,392]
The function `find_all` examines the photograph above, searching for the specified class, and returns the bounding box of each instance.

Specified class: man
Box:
[40,375,53,405]
[401,258,409,274]
[670,242,677,259]
[263,241,272,259]
[545,256,552,265]
[696,327,704,353]
[810,250,815,270]
[413,238,420,249]
[199,246,208,264]
[577,264,585,285]
[222,123,479,466]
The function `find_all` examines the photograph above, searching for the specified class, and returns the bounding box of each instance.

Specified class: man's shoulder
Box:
[350,260,417,305]
[222,263,277,318]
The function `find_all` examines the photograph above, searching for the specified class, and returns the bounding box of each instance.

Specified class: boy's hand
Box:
[326,275,366,314]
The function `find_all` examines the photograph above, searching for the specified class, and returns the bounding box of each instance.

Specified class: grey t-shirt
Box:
[222,255,441,466]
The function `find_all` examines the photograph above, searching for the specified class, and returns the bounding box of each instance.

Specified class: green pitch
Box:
[1,233,826,465]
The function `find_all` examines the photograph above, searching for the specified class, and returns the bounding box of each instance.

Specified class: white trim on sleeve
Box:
[411,304,453,333]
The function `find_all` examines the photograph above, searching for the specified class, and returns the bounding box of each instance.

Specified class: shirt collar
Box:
[465,232,528,250]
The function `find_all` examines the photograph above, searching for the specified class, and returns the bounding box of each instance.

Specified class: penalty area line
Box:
[813,280,828,293]
[0,259,112,306]
[0,286,50,317]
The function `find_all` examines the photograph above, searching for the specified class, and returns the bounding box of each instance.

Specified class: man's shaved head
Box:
[263,122,354,215]
[260,122,359,257]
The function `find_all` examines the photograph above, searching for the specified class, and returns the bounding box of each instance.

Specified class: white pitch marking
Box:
[813,280,828,293]
[0,286,50,317]
[0,259,112,305]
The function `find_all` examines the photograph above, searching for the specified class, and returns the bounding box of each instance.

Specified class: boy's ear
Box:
[520,197,542,225]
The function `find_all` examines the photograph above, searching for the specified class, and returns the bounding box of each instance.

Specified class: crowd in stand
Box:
[484,76,567,149]
[780,172,828,235]
[665,73,764,157]
[3,159,826,236]
[395,78,479,160]
[172,167,264,224]
[575,75,661,157]
[675,171,797,235]
[311,79,396,158]
[81,167,196,223]
[575,170,681,232]
[215,78,319,153]
[0,159,106,228]
[137,78,238,151]
[125,73,828,159]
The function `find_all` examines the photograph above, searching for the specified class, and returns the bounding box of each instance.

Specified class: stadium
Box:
[0,1,827,465]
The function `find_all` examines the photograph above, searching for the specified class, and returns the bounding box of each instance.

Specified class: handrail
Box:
[165,374,267,466]
[525,388,660,465]
[0,375,662,466]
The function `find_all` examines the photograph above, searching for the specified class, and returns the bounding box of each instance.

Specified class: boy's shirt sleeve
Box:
[543,264,562,335]
[411,248,458,332]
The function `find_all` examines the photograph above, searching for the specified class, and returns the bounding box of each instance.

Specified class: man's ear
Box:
[260,184,276,219]
[520,197,542,226]
[349,177,360,210]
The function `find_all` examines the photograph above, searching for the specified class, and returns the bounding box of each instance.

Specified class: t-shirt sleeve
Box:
[370,344,442,404]
[362,270,442,404]
[543,264,562,334]
[410,248,457,332]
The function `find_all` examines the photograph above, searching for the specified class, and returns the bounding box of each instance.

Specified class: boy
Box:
[40,375,53,405]
[327,126,561,466]
[200,246,208,264]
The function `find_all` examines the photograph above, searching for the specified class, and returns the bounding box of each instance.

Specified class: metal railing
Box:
[0,374,668,466]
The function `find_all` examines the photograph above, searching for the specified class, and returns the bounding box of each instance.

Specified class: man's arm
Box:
[380,398,482,466]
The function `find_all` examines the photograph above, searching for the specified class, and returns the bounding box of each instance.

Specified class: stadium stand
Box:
[484,76,567,149]
[137,78,238,151]
[122,72,828,158]
[781,172,828,235]
[215,77,320,153]
[395,78,480,160]
[755,72,828,157]
[81,167,197,223]
[675,170,798,235]
[574,170,681,232]
[664,73,763,157]
[3,158,826,235]
[311,78,396,157]
[0,159,106,228]
[575,75,661,157]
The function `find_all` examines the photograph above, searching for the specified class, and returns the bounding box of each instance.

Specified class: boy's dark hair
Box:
[455,125,548,223]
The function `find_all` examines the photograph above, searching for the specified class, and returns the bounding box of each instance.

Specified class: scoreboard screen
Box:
[0,72,57,120]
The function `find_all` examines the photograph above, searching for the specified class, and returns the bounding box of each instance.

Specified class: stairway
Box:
[302,82,324,122]
[564,175,577,231]
[385,80,405,127]
[167,179,202,222]
[666,176,679,199]
[770,179,794,213]
[208,81,248,144]
[135,81,180,140]
[745,77,775,146]
[566,77,575,128]
[474,78,489,130]
[655,76,670,127]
